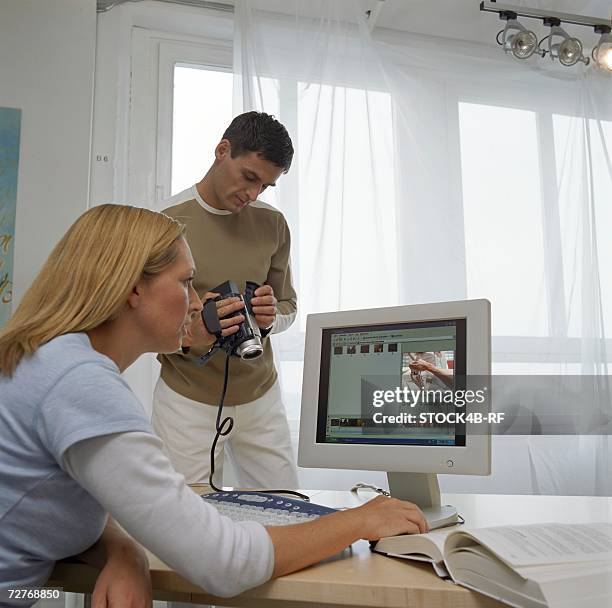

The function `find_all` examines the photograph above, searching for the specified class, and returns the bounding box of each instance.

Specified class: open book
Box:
[373,523,612,608]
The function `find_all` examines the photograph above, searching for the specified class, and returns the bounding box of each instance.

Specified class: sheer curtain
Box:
[233,0,612,495]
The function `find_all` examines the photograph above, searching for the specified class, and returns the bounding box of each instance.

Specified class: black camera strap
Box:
[198,298,223,366]
[202,297,222,338]
[209,352,233,491]
[198,346,219,366]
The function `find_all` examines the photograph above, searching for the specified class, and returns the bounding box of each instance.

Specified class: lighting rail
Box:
[480,2,611,28]
[480,1,612,70]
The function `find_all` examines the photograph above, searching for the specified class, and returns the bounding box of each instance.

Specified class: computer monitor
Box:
[298,299,491,527]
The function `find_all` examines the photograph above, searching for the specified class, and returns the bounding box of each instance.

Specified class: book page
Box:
[449,523,612,567]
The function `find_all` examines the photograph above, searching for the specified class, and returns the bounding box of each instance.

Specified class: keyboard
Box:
[202,491,337,525]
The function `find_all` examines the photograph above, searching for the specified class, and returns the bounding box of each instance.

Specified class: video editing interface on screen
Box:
[316,319,467,447]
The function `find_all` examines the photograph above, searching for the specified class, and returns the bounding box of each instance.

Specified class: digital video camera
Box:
[202,280,264,360]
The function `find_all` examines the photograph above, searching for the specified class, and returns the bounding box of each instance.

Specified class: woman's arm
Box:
[76,518,151,608]
[63,432,426,597]
[266,495,426,577]
[63,431,275,598]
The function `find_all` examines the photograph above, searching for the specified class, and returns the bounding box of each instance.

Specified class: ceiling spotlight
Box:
[544,18,590,66]
[557,37,587,66]
[592,25,612,71]
[498,11,540,59]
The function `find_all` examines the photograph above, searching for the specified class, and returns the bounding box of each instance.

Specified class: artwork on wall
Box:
[0,107,22,328]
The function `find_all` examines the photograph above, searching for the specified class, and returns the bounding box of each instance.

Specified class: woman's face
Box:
[138,237,202,353]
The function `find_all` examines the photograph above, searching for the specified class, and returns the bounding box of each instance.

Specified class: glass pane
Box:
[172,66,233,194]
[459,102,548,337]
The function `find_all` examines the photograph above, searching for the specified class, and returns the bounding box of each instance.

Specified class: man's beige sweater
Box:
[158,186,297,405]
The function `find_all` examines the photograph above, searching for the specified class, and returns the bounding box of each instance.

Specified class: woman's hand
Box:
[91,541,151,608]
[348,495,429,540]
[76,519,152,608]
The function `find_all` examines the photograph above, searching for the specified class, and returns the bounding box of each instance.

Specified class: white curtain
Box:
[233,0,612,495]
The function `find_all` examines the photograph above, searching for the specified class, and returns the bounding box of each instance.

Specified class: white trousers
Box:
[152,377,299,489]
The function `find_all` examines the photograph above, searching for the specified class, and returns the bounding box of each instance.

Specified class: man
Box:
[152,111,299,489]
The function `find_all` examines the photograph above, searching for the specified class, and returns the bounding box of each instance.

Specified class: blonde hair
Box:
[0,204,185,376]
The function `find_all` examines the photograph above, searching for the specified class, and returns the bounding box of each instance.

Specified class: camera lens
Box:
[237,340,264,360]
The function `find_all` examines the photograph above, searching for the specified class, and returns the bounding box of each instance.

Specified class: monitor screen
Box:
[316,318,466,447]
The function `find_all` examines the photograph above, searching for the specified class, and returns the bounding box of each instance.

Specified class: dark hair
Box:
[222,111,294,172]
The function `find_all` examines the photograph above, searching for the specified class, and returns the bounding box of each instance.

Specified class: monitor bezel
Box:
[298,299,491,475]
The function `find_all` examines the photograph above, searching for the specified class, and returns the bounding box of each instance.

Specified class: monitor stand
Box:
[387,472,459,530]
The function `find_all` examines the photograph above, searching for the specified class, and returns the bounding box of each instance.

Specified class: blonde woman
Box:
[0,205,427,607]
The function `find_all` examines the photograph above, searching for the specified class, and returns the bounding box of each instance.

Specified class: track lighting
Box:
[592,25,612,71]
[481,2,612,71]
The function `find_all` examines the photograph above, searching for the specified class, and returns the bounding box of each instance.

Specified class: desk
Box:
[48,491,612,608]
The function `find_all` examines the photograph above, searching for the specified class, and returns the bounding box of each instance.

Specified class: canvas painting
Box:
[0,107,21,328]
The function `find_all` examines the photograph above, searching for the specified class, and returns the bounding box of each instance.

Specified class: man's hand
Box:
[182,292,245,350]
[250,284,277,330]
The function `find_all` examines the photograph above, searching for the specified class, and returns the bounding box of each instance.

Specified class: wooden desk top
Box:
[48,491,612,608]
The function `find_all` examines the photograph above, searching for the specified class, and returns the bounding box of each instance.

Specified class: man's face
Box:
[212,143,285,213]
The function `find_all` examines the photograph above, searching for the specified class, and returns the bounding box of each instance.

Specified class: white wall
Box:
[0,0,96,307]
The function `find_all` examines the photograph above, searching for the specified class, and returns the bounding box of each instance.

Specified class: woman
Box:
[0,205,426,607]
